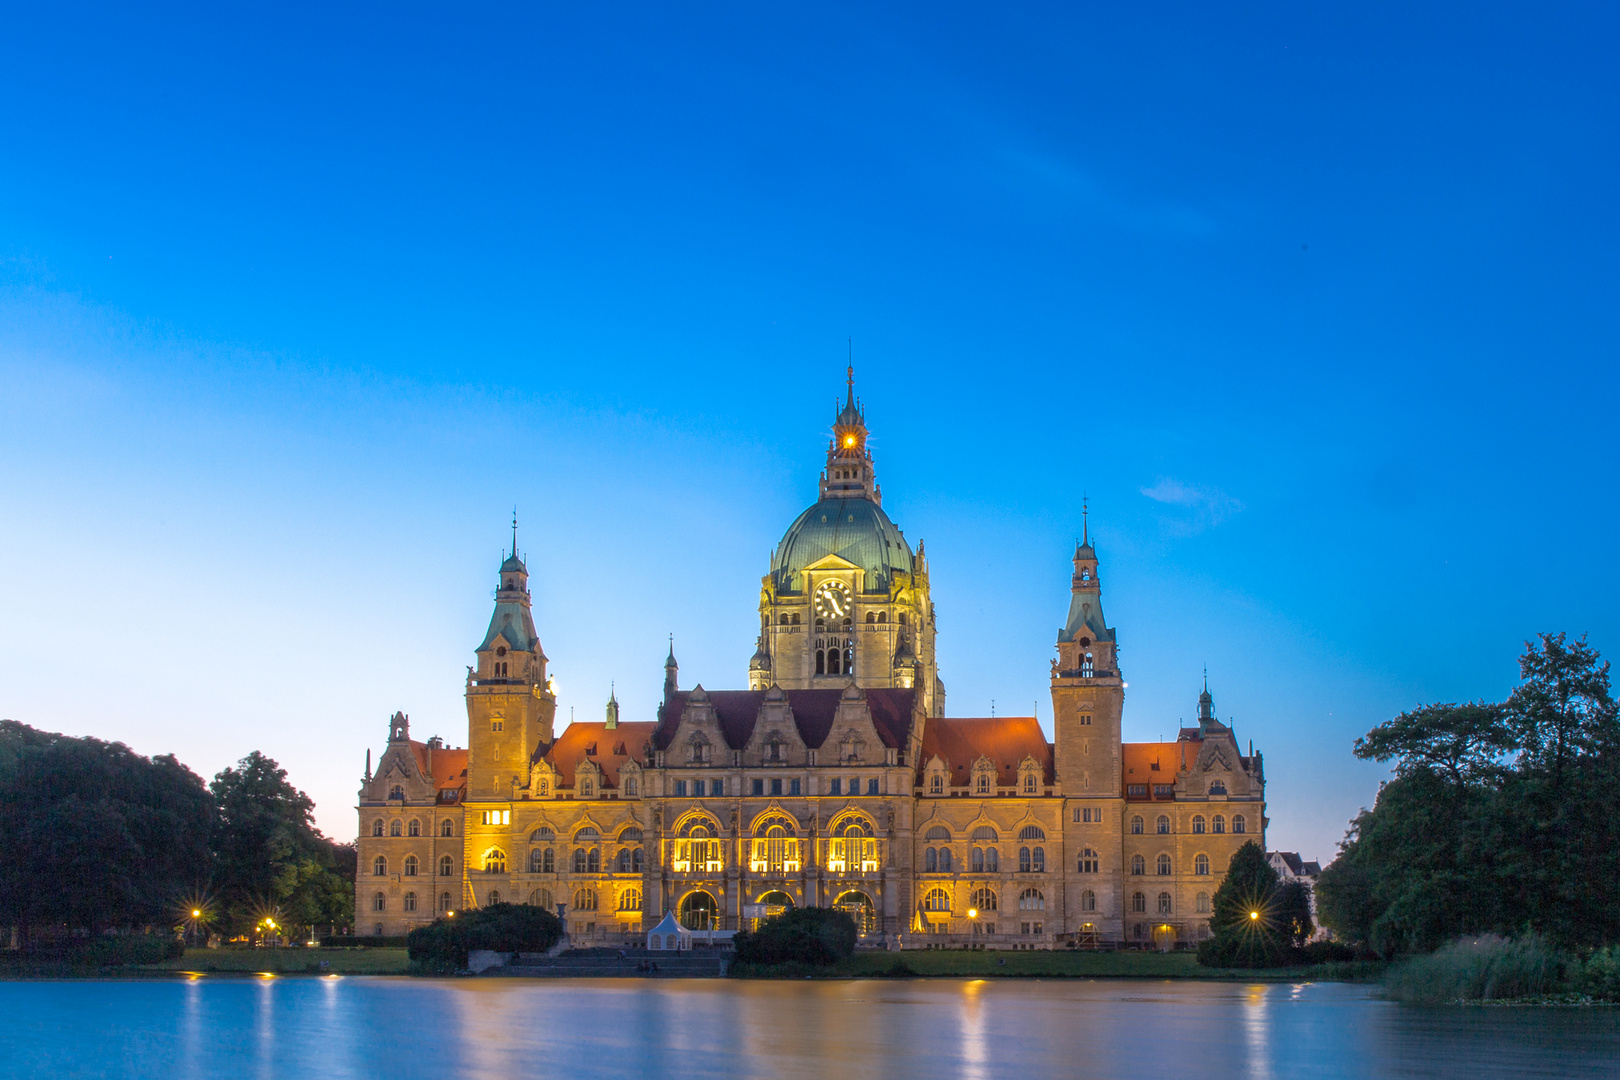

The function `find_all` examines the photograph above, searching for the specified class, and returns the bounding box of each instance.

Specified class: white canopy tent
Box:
[647,911,692,952]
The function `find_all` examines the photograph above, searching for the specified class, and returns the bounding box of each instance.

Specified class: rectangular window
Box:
[829,778,841,796]
[789,779,801,796]
[771,778,783,796]
[694,780,707,797]
[867,778,879,795]
[674,780,687,797]
[711,778,724,797]
[480,810,511,825]
[752,778,765,796]
[1153,785,1174,799]
[1126,784,1148,798]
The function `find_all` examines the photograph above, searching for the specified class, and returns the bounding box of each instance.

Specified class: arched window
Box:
[1158,892,1173,915]
[632,848,643,872]
[926,826,952,841]
[1209,780,1227,795]
[624,777,638,796]
[615,849,630,873]
[371,819,384,837]
[587,848,601,873]
[1192,815,1206,835]
[1156,815,1170,835]
[403,855,418,877]
[531,826,555,843]
[1081,653,1094,677]
[529,849,546,873]
[877,612,887,623]
[403,891,417,912]
[971,887,998,912]
[488,890,501,905]
[827,818,877,872]
[619,887,642,912]
[1233,815,1247,834]
[828,647,841,675]
[389,820,402,837]
[1081,889,1096,912]
[779,614,789,625]
[440,855,454,877]
[1157,854,1172,876]
[1018,826,1046,841]
[1130,816,1144,835]
[373,856,388,876]
[408,819,421,837]
[1032,846,1045,872]
[389,785,404,800]
[939,847,953,872]
[1195,853,1210,876]
[1078,848,1099,873]
[483,849,506,874]
[574,887,597,912]
[1131,892,1146,913]
[529,888,553,910]
[1023,773,1037,793]
[1018,888,1045,911]
[1130,854,1144,875]
[976,773,990,794]
[866,611,876,624]
[972,826,999,842]
[924,887,951,912]
[441,819,454,837]
[816,648,826,675]
[573,848,586,873]
[373,892,386,912]
[1019,846,1031,872]
[1196,892,1211,914]
[925,848,937,872]
[679,890,718,931]
[929,774,943,794]
[1213,815,1226,834]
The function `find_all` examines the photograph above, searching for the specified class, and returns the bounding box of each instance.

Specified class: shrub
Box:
[67,933,184,966]
[320,935,410,948]
[1576,945,1620,1001]
[406,903,563,969]
[1383,934,1567,1003]
[1298,940,1358,964]
[732,907,857,966]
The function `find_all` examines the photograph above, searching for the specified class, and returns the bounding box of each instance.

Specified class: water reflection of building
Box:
[355,372,1268,949]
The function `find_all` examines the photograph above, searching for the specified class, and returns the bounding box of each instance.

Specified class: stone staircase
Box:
[493,946,730,978]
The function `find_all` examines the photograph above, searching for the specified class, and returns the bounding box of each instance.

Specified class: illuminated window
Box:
[619,887,642,912]
[924,887,950,912]
[371,819,384,837]
[1195,854,1210,876]
[403,855,418,876]
[403,891,417,912]
[581,778,594,798]
[673,824,724,872]
[390,820,402,837]
[1157,854,1172,876]
[373,856,387,876]
[1232,815,1247,834]
[750,820,800,874]
[440,855,454,877]
[573,887,598,912]
[480,810,510,826]
[1213,815,1226,834]
[1018,888,1045,911]
[483,849,506,874]
[1158,892,1173,915]
[1130,854,1145,875]
[1081,889,1096,912]
[1078,848,1099,874]
[828,819,877,872]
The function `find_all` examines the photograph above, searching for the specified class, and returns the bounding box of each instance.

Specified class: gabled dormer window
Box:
[389,785,404,801]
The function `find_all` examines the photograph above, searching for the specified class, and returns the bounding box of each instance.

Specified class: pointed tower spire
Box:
[606,683,619,729]
[821,360,878,502]
[664,636,679,700]
[511,507,518,558]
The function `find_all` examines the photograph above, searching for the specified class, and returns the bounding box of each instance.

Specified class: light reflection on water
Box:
[5,976,1618,1080]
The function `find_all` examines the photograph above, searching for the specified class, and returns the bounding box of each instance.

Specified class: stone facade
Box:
[356,373,1267,948]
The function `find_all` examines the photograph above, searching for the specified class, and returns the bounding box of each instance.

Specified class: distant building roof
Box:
[918,715,1053,785]
[654,687,916,751]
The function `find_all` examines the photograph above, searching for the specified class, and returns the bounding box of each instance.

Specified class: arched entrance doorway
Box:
[834,890,875,937]
[747,890,793,931]
[679,890,718,931]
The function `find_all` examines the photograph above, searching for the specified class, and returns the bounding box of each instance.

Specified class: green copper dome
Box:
[771,497,913,594]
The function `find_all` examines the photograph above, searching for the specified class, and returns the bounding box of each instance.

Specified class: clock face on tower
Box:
[812,580,852,620]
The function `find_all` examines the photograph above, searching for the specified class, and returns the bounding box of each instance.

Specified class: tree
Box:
[407,903,563,969]
[733,907,859,966]
[1504,633,1617,792]
[1353,702,1509,787]
[1197,841,1294,968]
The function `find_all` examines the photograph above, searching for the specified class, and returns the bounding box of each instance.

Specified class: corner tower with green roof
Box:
[753,369,944,717]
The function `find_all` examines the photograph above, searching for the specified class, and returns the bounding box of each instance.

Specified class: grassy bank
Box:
[143,947,413,975]
[733,949,1384,982]
[1382,936,1620,1005]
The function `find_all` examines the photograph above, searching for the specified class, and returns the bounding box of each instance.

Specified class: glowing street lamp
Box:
[1249,911,1259,922]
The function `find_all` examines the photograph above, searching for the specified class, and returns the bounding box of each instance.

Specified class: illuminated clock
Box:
[813,580,852,619]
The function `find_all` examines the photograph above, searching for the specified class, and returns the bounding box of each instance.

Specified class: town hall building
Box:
[356,373,1267,949]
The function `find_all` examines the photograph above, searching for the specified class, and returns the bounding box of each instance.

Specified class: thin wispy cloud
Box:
[1141,477,1244,535]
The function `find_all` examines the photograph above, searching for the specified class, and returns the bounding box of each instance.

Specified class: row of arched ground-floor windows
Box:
[372,890,455,914]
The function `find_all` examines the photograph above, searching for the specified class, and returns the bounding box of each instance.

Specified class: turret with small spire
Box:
[1051,500,1124,798]
[664,637,679,701]
[605,685,620,730]
[818,358,881,504]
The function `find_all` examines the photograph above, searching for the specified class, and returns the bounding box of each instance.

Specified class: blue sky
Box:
[2,3,1616,853]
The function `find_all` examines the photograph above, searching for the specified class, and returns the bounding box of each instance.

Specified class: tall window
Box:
[1192,815,1206,835]
[1130,854,1145,876]
[828,820,877,872]
[632,848,643,872]
[1158,892,1173,915]
[1233,815,1247,834]
[1196,892,1211,914]
[403,891,417,912]
[440,892,452,912]
[1032,847,1045,872]
[1195,854,1210,876]
[488,890,501,905]
[1156,815,1170,835]
[587,848,601,873]
[1213,815,1226,834]
[1023,773,1036,793]
[624,777,638,797]
[1018,888,1045,911]
[440,855,454,877]
[930,774,944,794]
[926,848,938,872]
[403,855,418,876]
[976,773,990,794]
[371,820,384,837]
[441,819,454,837]
[390,820,402,837]
[373,892,386,912]
[615,849,630,873]
[1081,889,1096,912]
[1130,816,1144,835]
[619,887,642,912]
[573,848,587,873]
[673,824,723,872]
[924,887,951,912]
[1132,892,1146,913]
[374,856,388,876]
[1157,854,1172,876]
[750,821,800,874]
[1078,848,1099,874]
[530,849,547,873]
[938,847,953,872]
[573,887,597,912]
[408,819,421,837]
[529,889,553,910]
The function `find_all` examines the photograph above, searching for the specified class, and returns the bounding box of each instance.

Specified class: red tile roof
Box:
[654,688,916,751]
[540,721,656,790]
[917,716,1053,785]
[408,743,469,795]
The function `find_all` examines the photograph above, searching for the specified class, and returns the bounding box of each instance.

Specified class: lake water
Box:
[4,977,1617,1079]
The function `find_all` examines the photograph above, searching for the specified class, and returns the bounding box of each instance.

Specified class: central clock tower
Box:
[750,369,943,716]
